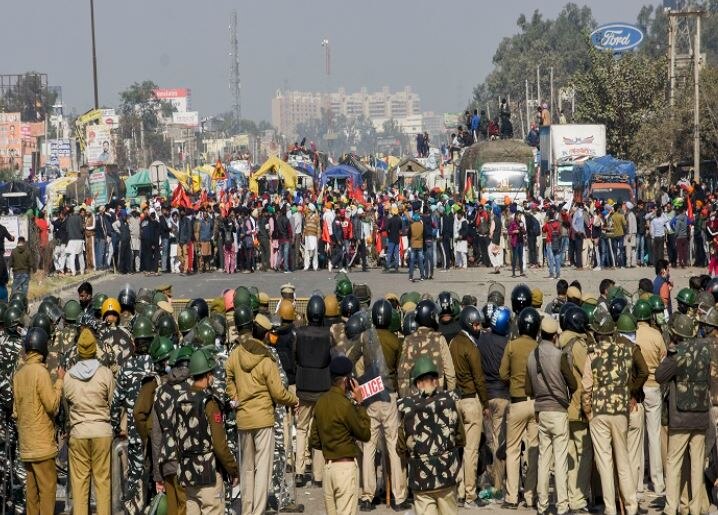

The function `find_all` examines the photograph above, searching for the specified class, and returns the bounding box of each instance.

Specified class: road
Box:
[89,265,703,306]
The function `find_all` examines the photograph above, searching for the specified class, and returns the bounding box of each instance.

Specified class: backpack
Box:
[550,222,561,252]
[477,213,489,236]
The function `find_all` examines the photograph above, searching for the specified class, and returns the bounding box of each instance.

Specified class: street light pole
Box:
[90,0,99,109]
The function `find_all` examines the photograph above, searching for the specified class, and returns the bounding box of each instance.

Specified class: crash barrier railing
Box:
[170,298,311,318]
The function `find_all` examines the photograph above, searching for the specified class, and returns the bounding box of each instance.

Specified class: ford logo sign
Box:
[590,23,644,53]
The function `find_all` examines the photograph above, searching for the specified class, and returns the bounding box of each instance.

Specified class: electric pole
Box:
[90,0,99,109]
[229,10,241,127]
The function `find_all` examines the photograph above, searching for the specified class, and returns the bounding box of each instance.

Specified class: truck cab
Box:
[479,162,529,203]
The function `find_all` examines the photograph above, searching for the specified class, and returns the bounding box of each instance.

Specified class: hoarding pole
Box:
[694,14,701,183]
[536,65,541,105]
[90,0,99,109]
[550,67,554,123]
[525,79,530,135]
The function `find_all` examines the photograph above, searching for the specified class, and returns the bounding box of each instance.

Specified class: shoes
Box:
[501,501,518,510]
[511,273,517,277]
[312,480,322,488]
[392,500,412,511]
[294,474,309,487]
[474,498,489,507]
[457,498,465,508]
[359,500,374,512]
[279,501,305,512]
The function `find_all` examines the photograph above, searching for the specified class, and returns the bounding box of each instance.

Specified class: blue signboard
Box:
[590,23,644,53]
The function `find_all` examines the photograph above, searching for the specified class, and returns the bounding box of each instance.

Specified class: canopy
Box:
[321,165,363,187]
[578,155,637,190]
[124,169,153,199]
[45,176,78,208]
[393,157,426,175]
[250,157,297,194]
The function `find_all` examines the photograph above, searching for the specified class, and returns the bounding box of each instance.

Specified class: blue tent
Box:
[321,165,362,187]
[575,155,636,190]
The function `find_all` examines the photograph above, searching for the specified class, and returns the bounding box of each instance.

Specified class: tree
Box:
[117,81,171,168]
[571,49,668,159]
[0,72,57,122]
[471,4,595,112]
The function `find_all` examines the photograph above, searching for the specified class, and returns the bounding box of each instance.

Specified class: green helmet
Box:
[411,356,439,385]
[696,291,715,311]
[168,345,194,367]
[155,312,178,340]
[209,313,227,338]
[178,309,198,334]
[389,308,401,333]
[3,305,24,329]
[670,312,696,339]
[63,300,82,322]
[31,313,53,336]
[233,304,253,331]
[400,291,421,306]
[153,291,168,304]
[189,348,216,376]
[92,294,108,312]
[616,313,637,333]
[648,294,665,313]
[632,300,652,322]
[590,307,615,335]
[581,303,597,324]
[149,336,174,363]
[194,321,217,348]
[9,292,26,309]
[606,285,627,301]
[676,288,697,308]
[147,491,168,515]
[233,286,252,310]
[700,306,718,328]
[335,279,353,300]
[132,315,155,340]
[8,299,25,314]
[143,303,159,321]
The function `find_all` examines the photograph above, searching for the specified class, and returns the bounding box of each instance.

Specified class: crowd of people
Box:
[11,180,714,288]
[1,264,718,515]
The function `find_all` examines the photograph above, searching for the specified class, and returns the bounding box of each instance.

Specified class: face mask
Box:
[165,365,172,374]
[656,313,666,326]
[623,332,636,343]
[418,385,437,397]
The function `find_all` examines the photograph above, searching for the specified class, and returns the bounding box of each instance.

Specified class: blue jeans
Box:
[12,272,29,297]
[611,237,624,267]
[385,242,399,270]
[161,238,170,272]
[560,236,569,265]
[424,241,435,278]
[636,234,646,265]
[280,242,290,271]
[546,245,561,278]
[511,244,524,274]
[409,249,425,280]
[94,237,107,270]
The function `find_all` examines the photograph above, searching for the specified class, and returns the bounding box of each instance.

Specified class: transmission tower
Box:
[229,10,241,126]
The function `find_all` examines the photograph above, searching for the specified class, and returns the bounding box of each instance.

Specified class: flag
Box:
[171,183,192,209]
[464,174,476,202]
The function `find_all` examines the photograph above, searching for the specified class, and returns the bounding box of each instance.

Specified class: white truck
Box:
[539,124,606,201]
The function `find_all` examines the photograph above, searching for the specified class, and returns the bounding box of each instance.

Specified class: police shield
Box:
[356,314,391,405]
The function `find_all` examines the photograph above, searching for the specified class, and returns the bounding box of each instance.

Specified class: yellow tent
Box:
[249,157,297,194]
[168,167,203,193]
[385,156,400,169]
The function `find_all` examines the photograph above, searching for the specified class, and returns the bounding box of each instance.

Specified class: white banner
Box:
[85,125,114,167]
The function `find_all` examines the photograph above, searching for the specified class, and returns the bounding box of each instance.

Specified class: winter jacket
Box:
[62,359,115,439]
[225,338,298,431]
[12,353,63,462]
[66,212,85,241]
[9,244,34,274]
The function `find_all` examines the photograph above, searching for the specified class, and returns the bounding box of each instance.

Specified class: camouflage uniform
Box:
[266,345,297,511]
[397,327,456,398]
[0,331,23,512]
[329,322,351,356]
[581,337,637,515]
[397,389,464,510]
[79,308,103,334]
[49,324,78,374]
[98,324,133,372]
[111,354,155,515]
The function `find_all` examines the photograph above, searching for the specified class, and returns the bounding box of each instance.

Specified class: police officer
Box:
[437,291,460,344]
[397,299,456,397]
[178,308,199,347]
[176,348,239,515]
[526,316,576,515]
[656,313,712,515]
[449,305,488,507]
[99,297,133,371]
[557,305,593,512]
[294,294,331,488]
[52,299,82,369]
[500,306,539,509]
[152,345,194,515]
[330,294,360,356]
[229,304,253,351]
[118,286,137,329]
[477,304,511,495]
[134,336,174,447]
[110,314,156,514]
[350,303,409,511]
[633,299,667,498]
[398,357,464,514]
[13,327,64,515]
[310,355,369,515]
[581,307,638,515]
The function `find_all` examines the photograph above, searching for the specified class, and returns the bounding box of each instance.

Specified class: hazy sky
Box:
[2,1,650,122]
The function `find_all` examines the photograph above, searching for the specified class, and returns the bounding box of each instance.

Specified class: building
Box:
[271,86,421,139]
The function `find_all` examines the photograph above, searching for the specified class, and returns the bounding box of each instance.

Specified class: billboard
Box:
[172,111,199,127]
[85,125,114,167]
[89,169,108,204]
[154,88,190,113]
[0,112,22,163]
[590,24,644,53]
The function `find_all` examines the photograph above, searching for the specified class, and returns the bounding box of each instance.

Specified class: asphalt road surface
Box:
[91,265,703,305]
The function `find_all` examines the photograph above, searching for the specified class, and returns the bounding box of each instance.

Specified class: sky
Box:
[1,0,651,122]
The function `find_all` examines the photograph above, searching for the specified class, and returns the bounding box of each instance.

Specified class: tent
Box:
[250,157,297,194]
[320,165,363,188]
[393,157,426,176]
[168,167,203,193]
[124,169,154,199]
[577,155,637,190]
[45,176,78,207]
